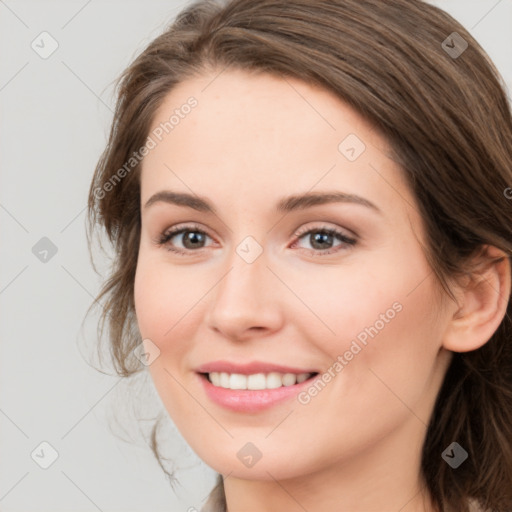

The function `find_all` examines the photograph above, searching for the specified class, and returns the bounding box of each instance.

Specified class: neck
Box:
[223,471,438,512]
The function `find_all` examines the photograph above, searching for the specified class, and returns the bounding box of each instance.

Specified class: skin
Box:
[133,68,511,512]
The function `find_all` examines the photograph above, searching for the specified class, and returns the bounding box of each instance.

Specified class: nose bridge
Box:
[216,213,269,298]
[216,238,269,312]
[205,235,282,338]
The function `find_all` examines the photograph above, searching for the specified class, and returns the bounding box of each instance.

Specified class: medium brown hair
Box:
[86,1,512,510]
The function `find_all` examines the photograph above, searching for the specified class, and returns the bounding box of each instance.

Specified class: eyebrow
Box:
[143,190,382,215]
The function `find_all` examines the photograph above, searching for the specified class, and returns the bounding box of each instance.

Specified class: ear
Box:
[442,245,511,353]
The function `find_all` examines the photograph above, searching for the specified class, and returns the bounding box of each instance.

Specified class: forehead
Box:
[140,69,414,218]
[145,68,385,159]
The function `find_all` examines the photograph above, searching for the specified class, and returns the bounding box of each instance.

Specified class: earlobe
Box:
[442,245,511,353]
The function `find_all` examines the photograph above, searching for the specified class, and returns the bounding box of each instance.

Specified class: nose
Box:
[204,246,284,342]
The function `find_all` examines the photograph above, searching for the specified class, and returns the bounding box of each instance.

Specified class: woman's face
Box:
[134,69,456,483]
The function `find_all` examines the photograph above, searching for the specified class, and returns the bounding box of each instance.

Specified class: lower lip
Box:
[197,373,317,412]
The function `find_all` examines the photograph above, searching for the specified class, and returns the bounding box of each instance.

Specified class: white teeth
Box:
[229,373,247,389]
[247,373,266,390]
[266,372,283,389]
[207,371,314,390]
[220,372,230,388]
[210,372,221,386]
[282,373,297,386]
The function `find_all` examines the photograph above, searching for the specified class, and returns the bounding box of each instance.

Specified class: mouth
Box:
[200,371,319,390]
[195,362,320,412]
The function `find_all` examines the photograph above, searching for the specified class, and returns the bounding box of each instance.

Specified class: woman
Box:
[87,0,512,510]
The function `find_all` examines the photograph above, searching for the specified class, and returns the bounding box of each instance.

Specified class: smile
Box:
[205,371,316,390]
[195,362,320,412]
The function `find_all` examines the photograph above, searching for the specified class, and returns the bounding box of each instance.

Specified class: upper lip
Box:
[196,361,318,375]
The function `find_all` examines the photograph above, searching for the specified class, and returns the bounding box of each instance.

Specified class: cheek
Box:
[133,254,205,418]
[282,254,427,360]
[326,275,443,432]
[134,251,202,344]
[298,246,443,406]
[269,271,443,472]
[134,260,165,341]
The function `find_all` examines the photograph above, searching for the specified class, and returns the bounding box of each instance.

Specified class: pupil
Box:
[184,231,204,248]
[312,232,332,249]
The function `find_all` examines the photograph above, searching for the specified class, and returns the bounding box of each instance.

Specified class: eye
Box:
[290,225,357,256]
[154,223,357,256]
[155,223,214,255]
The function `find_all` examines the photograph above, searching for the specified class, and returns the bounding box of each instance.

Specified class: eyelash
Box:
[155,222,357,257]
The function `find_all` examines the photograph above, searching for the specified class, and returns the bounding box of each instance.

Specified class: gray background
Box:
[1,1,511,511]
